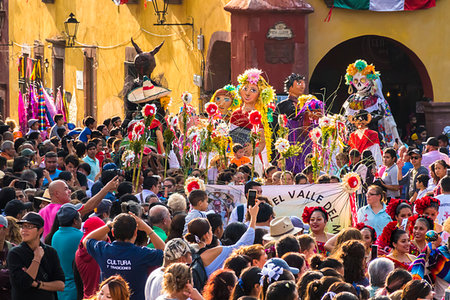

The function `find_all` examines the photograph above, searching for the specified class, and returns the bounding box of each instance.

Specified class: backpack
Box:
[191,248,208,292]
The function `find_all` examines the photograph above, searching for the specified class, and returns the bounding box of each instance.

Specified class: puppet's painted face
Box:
[352,72,373,95]
[309,109,323,121]
[215,95,233,114]
[289,80,305,96]
[240,84,259,105]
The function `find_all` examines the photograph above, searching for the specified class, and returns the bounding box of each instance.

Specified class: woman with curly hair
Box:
[88,275,130,300]
[376,221,416,269]
[202,269,236,300]
[414,196,442,232]
[302,206,335,255]
[357,185,392,236]
[157,263,203,300]
[335,240,369,286]
[408,214,434,256]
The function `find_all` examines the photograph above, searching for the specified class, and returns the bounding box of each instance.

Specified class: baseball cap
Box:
[103,163,118,171]
[27,119,39,128]
[4,200,27,217]
[68,130,81,137]
[425,137,439,147]
[82,216,105,238]
[263,258,299,275]
[407,149,422,157]
[0,215,8,228]
[90,199,112,217]
[290,216,309,232]
[56,203,83,224]
[164,238,191,261]
[21,148,36,157]
[17,212,44,228]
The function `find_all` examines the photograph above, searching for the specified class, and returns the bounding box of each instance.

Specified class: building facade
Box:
[5,0,450,135]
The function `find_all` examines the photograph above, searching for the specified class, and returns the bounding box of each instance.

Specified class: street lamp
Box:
[44,59,49,72]
[149,0,193,27]
[64,13,79,47]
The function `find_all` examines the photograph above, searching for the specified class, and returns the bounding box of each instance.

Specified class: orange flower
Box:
[362,64,376,76]
[346,64,358,76]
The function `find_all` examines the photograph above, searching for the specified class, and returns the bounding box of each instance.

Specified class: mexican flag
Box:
[333,0,435,11]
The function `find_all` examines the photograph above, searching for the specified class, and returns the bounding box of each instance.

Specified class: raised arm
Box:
[79,175,119,217]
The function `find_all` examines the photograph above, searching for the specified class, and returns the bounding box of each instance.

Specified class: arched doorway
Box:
[309,35,432,139]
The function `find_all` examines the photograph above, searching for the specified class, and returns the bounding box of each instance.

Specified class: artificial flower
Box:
[278,114,288,127]
[216,122,229,137]
[181,91,193,104]
[133,121,145,136]
[319,116,332,128]
[309,128,322,143]
[355,59,368,71]
[246,68,262,85]
[141,103,157,117]
[184,176,206,195]
[275,138,290,154]
[249,110,262,126]
[302,206,328,224]
[205,102,219,117]
[341,172,361,193]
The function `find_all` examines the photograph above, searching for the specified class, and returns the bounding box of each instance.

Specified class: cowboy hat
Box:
[263,216,303,241]
[127,76,171,104]
[34,189,52,203]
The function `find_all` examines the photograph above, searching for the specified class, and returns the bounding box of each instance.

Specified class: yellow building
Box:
[4,0,450,134]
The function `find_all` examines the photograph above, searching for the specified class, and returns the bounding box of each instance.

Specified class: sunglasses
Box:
[20,223,38,229]
[410,156,421,160]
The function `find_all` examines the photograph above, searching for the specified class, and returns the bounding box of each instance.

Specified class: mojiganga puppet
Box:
[348,109,382,166]
[343,59,400,147]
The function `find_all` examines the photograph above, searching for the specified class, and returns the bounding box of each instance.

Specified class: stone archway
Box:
[309,35,433,139]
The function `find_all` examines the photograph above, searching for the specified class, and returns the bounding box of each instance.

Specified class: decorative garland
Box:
[385,199,412,220]
[302,206,329,224]
[414,196,440,215]
[355,222,377,240]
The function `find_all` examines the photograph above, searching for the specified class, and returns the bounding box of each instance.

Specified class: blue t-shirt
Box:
[52,226,83,300]
[79,127,92,143]
[86,239,163,300]
[43,169,62,186]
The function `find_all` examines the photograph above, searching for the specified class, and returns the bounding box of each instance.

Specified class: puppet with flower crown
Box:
[209,85,240,122]
[343,59,400,147]
[230,69,276,175]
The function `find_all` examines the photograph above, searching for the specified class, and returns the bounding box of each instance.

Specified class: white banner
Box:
[205,183,352,234]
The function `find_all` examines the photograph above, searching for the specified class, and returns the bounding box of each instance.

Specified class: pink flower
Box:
[309,128,322,142]
[205,102,219,117]
[246,69,262,85]
[142,104,157,117]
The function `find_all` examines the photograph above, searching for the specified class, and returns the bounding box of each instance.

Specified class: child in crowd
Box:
[231,143,251,167]
[411,174,430,204]
[183,189,210,235]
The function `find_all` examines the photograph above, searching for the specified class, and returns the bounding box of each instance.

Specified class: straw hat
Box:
[263,216,303,241]
[127,76,171,104]
[34,189,52,203]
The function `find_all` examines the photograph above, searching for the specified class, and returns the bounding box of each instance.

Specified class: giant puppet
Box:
[343,59,400,146]
[122,39,171,155]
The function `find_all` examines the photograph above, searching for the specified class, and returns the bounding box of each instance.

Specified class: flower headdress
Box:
[414,196,440,215]
[345,59,380,85]
[386,199,412,220]
[210,85,240,111]
[298,96,324,115]
[302,206,329,224]
[259,262,284,286]
[184,176,206,196]
[237,68,276,160]
[376,221,399,249]
[408,214,434,237]
[355,223,377,241]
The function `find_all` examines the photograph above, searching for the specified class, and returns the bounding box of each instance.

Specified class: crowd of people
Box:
[0,86,450,300]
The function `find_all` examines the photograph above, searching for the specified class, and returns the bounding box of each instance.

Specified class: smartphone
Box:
[247,189,257,207]
[371,245,378,260]
[14,180,29,190]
